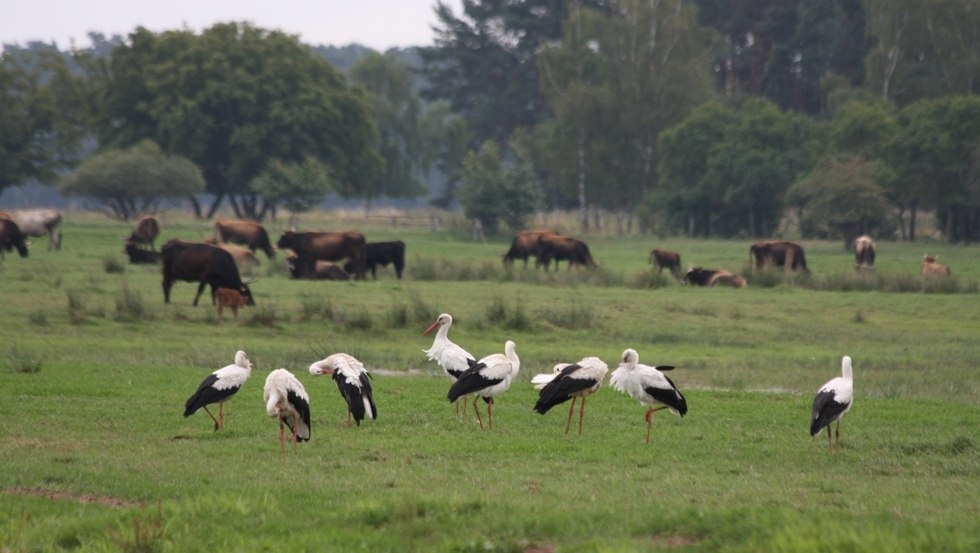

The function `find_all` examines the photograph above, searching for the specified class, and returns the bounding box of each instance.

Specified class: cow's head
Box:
[276,231,295,249]
[240,278,257,306]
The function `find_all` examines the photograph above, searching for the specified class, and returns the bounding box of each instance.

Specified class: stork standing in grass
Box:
[263,368,311,453]
[533,357,609,435]
[448,340,520,430]
[422,313,476,414]
[810,355,854,451]
[309,353,377,426]
[183,350,252,430]
[610,348,688,444]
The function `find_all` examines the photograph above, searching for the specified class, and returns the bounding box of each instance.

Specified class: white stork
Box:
[810,355,854,451]
[447,340,520,430]
[309,353,377,426]
[263,368,311,453]
[610,348,688,444]
[183,350,252,430]
[422,313,476,414]
[533,357,609,435]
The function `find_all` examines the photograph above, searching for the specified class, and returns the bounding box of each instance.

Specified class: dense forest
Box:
[2,0,979,241]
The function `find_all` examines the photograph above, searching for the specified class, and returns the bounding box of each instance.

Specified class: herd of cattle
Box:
[0,211,957,314]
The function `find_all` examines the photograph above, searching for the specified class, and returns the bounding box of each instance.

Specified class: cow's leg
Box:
[192,279,208,306]
[163,281,171,304]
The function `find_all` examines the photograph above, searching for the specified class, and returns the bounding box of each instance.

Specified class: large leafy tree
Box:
[350,52,427,209]
[459,139,541,235]
[89,23,382,220]
[538,0,718,233]
[0,45,87,194]
[59,140,205,220]
[419,0,611,147]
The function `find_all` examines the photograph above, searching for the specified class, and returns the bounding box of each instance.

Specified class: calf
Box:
[921,255,950,276]
[650,248,681,277]
[343,240,405,279]
[124,240,161,264]
[287,252,351,280]
[216,287,247,319]
[128,215,161,250]
[6,209,62,251]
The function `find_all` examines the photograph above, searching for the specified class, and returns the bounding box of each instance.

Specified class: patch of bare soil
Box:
[4,487,144,508]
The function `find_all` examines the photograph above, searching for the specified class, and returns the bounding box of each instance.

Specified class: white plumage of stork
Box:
[309,353,377,426]
[263,368,311,453]
[422,313,476,414]
[810,355,854,451]
[532,357,609,435]
[183,350,252,430]
[447,340,520,430]
[610,348,688,444]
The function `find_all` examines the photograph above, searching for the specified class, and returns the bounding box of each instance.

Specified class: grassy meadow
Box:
[1,211,978,552]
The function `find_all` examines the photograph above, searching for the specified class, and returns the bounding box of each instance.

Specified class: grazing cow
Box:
[853,235,876,270]
[750,240,809,273]
[503,230,560,268]
[287,253,351,280]
[123,240,161,264]
[343,240,406,280]
[216,288,247,319]
[6,209,62,250]
[127,215,161,250]
[161,239,256,306]
[650,248,681,277]
[537,235,598,271]
[203,238,260,276]
[214,218,275,259]
[683,267,746,288]
[277,230,366,280]
[921,255,951,276]
[0,219,29,258]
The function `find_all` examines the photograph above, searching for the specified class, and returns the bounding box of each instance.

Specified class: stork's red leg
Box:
[826,426,832,451]
[472,396,483,429]
[488,398,494,430]
[278,419,286,455]
[347,408,352,427]
[578,395,587,436]
[291,413,299,452]
[564,397,577,434]
[203,406,220,431]
[645,407,653,444]
[218,401,225,429]
[835,420,841,449]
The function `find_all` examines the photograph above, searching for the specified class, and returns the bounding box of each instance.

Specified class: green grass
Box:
[0,212,978,551]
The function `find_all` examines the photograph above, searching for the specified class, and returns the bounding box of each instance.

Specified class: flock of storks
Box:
[183,313,854,453]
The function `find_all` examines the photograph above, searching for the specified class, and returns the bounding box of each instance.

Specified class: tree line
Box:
[2,0,979,241]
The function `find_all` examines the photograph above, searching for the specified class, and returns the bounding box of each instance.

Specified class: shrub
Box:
[114,284,151,322]
[104,257,125,274]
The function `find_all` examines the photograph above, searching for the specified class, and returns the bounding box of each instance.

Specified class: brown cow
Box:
[750,240,809,273]
[204,238,260,276]
[123,240,161,264]
[707,270,748,288]
[650,248,681,277]
[277,230,366,280]
[7,209,62,250]
[853,235,876,270]
[215,218,275,259]
[537,235,598,271]
[0,219,29,258]
[503,229,560,268]
[216,287,247,319]
[287,253,351,280]
[921,255,950,276]
[161,239,256,306]
[127,215,161,250]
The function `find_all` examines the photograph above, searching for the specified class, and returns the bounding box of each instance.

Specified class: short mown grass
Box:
[0,213,977,551]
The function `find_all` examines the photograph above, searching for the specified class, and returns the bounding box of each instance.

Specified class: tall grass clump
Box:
[628,270,673,289]
[385,303,409,328]
[243,304,283,328]
[299,295,334,321]
[110,509,165,553]
[28,309,48,326]
[537,302,597,329]
[103,257,125,274]
[6,347,44,374]
[484,294,531,330]
[114,284,151,322]
[341,308,374,331]
[66,289,87,324]
[407,289,436,324]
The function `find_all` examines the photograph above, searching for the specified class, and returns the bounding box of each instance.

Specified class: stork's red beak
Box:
[421,320,440,336]
[314,368,335,376]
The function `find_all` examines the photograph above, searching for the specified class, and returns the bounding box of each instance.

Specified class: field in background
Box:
[0,211,978,551]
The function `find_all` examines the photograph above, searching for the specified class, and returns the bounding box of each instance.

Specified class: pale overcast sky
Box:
[2,0,463,51]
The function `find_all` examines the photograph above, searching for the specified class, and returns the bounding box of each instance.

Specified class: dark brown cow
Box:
[277,230,366,280]
[537,235,598,271]
[127,215,161,250]
[7,209,62,250]
[161,239,255,306]
[749,240,809,273]
[215,218,275,259]
[343,240,406,280]
[682,267,747,288]
[650,248,681,277]
[0,219,29,258]
[853,235,876,270]
[503,229,560,268]
[124,240,161,264]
